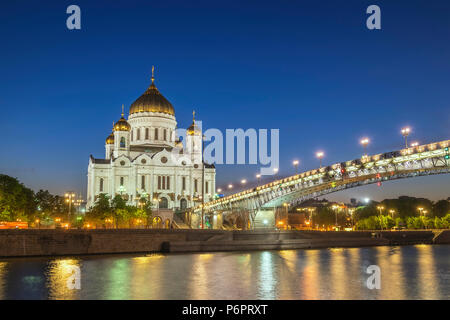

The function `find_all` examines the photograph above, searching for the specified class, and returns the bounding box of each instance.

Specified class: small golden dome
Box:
[114,106,131,132]
[187,110,201,136]
[105,132,114,144]
[129,68,175,116]
[114,117,131,131]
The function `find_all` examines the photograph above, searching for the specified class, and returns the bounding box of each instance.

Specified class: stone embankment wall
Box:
[0,229,448,257]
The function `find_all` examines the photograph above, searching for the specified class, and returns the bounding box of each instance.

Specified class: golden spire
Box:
[121,104,124,117]
[151,65,155,84]
[192,110,196,122]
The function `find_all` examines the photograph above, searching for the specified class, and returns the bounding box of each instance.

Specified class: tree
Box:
[111,195,127,228]
[87,193,111,227]
[138,198,153,228]
[432,200,450,218]
[442,214,450,229]
[0,174,36,222]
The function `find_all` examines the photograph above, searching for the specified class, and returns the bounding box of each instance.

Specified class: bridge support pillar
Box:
[253,208,276,229]
[211,211,223,229]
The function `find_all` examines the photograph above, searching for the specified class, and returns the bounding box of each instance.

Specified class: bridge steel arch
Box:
[192,140,450,215]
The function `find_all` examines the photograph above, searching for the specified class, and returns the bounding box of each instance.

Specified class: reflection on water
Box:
[0,245,448,300]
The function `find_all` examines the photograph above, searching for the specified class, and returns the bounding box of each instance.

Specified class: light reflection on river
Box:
[0,245,448,300]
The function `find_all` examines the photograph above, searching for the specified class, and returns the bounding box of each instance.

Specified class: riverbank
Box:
[0,229,449,257]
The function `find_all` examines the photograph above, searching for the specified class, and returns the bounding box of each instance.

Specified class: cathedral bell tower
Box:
[113,105,131,158]
[186,111,203,164]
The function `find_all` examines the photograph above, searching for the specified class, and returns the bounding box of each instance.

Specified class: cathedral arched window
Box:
[160,197,168,209]
[163,129,167,141]
[145,128,149,140]
[99,178,104,192]
[155,128,159,140]
[137,128,141,140]
[120,137,126,148]
[180,198,187,210]
[120,177,124,186]
[131,130,134,141]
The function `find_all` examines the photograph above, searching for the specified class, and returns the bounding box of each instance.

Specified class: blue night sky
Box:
[1,0,449,202]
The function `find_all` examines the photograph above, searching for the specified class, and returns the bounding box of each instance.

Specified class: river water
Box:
[0,245,448,299]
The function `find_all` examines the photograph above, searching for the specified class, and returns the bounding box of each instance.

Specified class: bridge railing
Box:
[192,139,449,212]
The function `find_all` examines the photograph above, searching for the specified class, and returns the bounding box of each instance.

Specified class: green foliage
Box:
[356,215,402,230]
[432,200,450,218]
[0,174,36,222]
[35,189,68,221]
[86,193,111,225]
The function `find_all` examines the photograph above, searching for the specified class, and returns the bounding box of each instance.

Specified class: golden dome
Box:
[114,107,131,131]
[105,132,114,144]
[187,110,202,136]
[129,68,175,116]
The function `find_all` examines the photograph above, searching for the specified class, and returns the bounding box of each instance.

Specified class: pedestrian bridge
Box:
[191,140,449,225]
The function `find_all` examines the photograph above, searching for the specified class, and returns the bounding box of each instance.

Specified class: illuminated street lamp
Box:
[256,173,261,184]
[308,207,316,229]
[241,179,247,185]
[65,192,76,222]
[217,188,222,193]
[316,151,324,168]
[411,141,419,147]
[292,160,299,173]
[360,138,370,156]
[331,205,339,229]
[228,184,233,189]
[377,205,385,216]
[401,127,411,148]
[417,207,424,216]
[273,168,279,176]
[348,208,355,229]
[153,197,161,210]
[389,209,396,218]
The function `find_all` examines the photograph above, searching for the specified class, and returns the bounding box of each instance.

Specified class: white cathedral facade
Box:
[86,71,216,214]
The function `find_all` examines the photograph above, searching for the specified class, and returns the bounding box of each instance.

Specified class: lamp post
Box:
[389,209,396,219]
[417,207,424,216]
[273,168,279,177]
[316,152,324,168]
[348,208,355,229]
[65,192,75,223]
[293,160,299,173]
[401,127,411,148]
[256,174,261,185]
[377,205,385,216]
[331,205,339,230]
[377,205,385,229]
[360,138,370,157]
